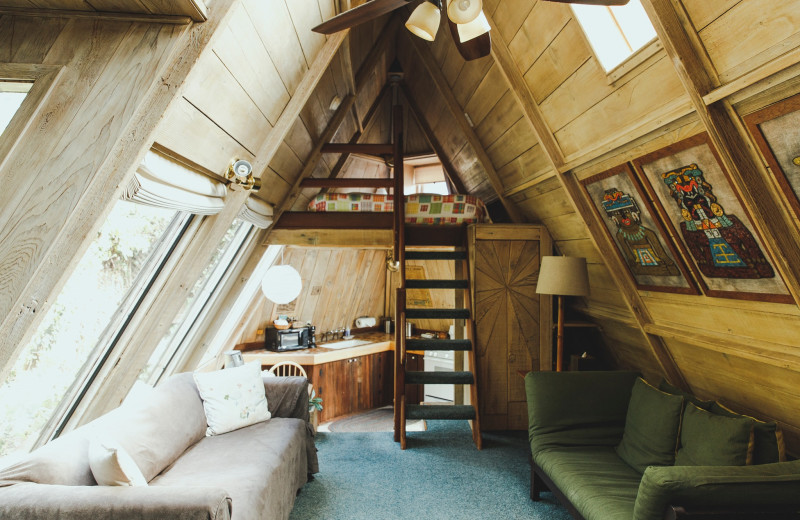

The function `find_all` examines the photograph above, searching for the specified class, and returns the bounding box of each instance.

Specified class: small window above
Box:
[0,81,32,136]
[571,0,657,72]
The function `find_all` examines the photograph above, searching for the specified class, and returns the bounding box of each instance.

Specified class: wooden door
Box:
[470,225,552,430]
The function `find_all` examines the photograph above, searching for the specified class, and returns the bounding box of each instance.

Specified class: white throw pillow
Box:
[88,439,148,486]
[193,361,271,436]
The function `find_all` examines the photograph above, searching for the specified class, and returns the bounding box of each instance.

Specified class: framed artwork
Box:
[744,93,800,219]
[581,163,698,294]
[632,133,792,303]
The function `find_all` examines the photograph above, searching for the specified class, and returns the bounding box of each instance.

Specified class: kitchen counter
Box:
[242,331,395,366]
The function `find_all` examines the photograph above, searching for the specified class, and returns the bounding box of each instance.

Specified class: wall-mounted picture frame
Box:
[632,133,792,303]
[581,163,698,294]
[744,92,800,219]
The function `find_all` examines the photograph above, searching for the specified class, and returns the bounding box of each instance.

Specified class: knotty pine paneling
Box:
[240,248,387,344]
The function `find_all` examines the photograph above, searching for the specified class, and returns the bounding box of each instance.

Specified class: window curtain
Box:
[122,151,227,215]
[237,196,273,229]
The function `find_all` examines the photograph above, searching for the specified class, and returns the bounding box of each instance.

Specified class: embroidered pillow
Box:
[88,439,148,486]
[193,362,271,436]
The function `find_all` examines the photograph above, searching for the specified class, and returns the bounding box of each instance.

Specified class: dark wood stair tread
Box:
[404,251,467,260]
[405,279,469,289]
[405,339,472,351]
[405,308,470,319]
[406,404,476,421]
[405,371,474,385]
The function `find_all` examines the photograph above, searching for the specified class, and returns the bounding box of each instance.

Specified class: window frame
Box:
[0,64,63,172]
[569,2,661,86]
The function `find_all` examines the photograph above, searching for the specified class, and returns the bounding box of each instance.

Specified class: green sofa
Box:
[525,371,800,520]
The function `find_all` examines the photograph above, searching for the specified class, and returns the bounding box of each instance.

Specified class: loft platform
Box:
[266,211,468,248]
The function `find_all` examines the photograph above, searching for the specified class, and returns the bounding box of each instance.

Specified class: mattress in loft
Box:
[307,193,489,224]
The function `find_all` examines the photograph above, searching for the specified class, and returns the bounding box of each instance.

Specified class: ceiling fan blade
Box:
[312,0,412,34]
[447,17,491,62]
[541,0,630,5]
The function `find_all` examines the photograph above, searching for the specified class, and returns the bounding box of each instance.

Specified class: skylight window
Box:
[0,82,32,136]
[571,0,656,72]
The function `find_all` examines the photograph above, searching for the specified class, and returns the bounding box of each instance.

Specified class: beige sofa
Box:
[0,373,318,520]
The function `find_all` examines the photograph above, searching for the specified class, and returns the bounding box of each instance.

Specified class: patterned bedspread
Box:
[307,193,489,224]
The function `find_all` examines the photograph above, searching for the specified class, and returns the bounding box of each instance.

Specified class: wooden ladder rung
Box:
[321,143,393,155]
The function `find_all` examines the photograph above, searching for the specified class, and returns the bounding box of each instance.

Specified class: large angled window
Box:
[0,201,189,458]
[139,218,254,385]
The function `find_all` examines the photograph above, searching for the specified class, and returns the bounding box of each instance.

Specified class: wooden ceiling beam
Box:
[406,32,524,222]
[399,82,467,194]
[640,0,800,308]
[483,9,689,388]
[0,6,194,24]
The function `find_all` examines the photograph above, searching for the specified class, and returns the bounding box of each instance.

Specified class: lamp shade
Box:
[535,256,589,297]
[406,1,441,41]
[456,10,490,42]
[261,265,302,304]
[447,0,482,24]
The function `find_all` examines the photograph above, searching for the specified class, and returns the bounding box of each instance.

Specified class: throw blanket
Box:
[307,193,489,224]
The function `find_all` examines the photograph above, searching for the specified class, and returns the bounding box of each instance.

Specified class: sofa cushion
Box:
[194,362,271,436]
[616,378,684,473]
[88,439,148,486]
[150,417,308,520]
[658,380,714,410]
[709,402,785,465]
[534,446,642,520]
[675,402,754,466]
[526,371,640,455]
[0,373,206,487]
[634,460,800,520]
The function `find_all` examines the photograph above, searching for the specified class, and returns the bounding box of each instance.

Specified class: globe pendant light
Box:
[261,249,302,304]
[456,10,490,42]
[406,0,441,41]
[447,0,482,24]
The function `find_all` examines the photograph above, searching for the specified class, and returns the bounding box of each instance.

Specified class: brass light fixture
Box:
[226,159,261,191]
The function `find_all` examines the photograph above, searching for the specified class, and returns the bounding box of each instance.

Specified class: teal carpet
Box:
[290,420,572,520]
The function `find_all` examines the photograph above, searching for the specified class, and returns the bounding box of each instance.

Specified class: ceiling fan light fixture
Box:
[447,0,482,24]
[456,10,490,42]
[405,0,441,41]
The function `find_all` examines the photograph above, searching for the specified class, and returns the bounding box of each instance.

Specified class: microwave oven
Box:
[265,326,315,352]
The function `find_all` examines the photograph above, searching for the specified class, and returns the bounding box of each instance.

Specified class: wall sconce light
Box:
[226,159,261,191]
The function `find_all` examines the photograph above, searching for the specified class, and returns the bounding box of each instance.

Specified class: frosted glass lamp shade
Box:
[261,265,302,304]
[406,1,441,41]
[447,0,482,24]
[456,10,490,42]
[536,256,589,296]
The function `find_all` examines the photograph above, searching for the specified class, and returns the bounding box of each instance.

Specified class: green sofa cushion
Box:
[616,378,684,473]
[709,402,785,465]
[535,446,642,520]
[657,380,714,410]
[634,460,800,520]
[525,371,639,456]
[675,402,754,466]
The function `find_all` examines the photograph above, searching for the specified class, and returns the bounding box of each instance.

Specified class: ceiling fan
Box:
[312,0,630,62]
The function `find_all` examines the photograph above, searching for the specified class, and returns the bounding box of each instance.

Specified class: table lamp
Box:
[536,256,590,371]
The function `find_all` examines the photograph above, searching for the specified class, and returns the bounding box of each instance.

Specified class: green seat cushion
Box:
[634,460,800,520]
[525,371,640,456]
[675,402,754,466]
[709,402,785,465]
[534,447,642,520]
[658,380,714,410]
[616,378,684,473]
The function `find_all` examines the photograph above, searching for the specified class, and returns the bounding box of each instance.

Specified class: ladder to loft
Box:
[302,93,482,450]
[393,248,482,450]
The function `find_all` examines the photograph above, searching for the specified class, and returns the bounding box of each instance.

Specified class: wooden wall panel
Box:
[239,248,387,344]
